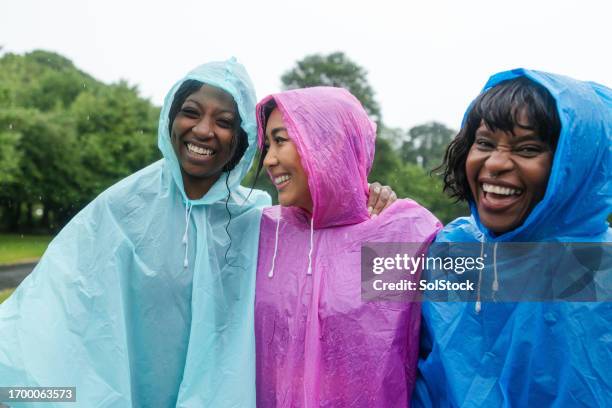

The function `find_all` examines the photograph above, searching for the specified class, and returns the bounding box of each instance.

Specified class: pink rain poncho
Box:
[254,87,442,407]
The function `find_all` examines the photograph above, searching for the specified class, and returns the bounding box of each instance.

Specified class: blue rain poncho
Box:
[413,69,612,407]
[0,60,270,407]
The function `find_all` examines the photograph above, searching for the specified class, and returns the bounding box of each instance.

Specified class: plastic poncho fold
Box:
[413,69,612,407]
[253,87,442,407]
[0,59,270,407]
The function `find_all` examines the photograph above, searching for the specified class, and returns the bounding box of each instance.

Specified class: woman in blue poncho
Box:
[413,70,611,406]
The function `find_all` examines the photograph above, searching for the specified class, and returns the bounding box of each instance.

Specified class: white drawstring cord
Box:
[492,243,499,292]
[182,202,193,269]
[475,242,484,313]
[307,217,314,275]
[268,213,281,278]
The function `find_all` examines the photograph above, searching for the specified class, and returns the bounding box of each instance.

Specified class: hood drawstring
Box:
[492,242,499,293]
[475,242,500,313]
[268,212,315,278]
[182,201,193,269]
[475,242,484,313]
[268,211,281,278]
[307,217,314,275]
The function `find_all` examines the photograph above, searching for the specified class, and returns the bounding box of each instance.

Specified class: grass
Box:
[0,234,53,265]
[0,288,15,304]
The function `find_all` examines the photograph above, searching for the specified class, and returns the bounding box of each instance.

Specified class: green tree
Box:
[0,129,21,185]
[401,122,456,171]
[70,81,160,199]
[0,50,159,232]
[281,52,381,122]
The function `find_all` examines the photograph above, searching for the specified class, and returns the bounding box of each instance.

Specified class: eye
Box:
[514,145,544,157]
[180,107,199,118]
[274,136,288,145]
[474,137,495,151]
[217,117,235,129]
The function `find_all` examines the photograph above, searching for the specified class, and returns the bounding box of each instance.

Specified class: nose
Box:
[263,146,278,169]
[483,149,514,175]
[191,117,214,137]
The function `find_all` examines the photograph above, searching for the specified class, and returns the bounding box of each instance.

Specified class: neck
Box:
[182,172,221,200]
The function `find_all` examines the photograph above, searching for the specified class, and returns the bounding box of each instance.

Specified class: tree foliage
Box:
[281,52,381,123]
[401,121,456,171]
[0,50,160,232]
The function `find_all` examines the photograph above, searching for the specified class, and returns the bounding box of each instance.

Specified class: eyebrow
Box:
[268,127,288,137]
[512,134,544,143]
[475,130,543,143]
[184,98,235,115]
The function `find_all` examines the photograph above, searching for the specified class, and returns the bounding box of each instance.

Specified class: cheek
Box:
[219,132,236,154]
[526,156,553,198]
[285,148,309,193]
[290,152,306,179]
[465,148,481,188]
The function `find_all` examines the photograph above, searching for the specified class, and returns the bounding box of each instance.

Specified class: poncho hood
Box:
[256,86,376,228]
[414,69,612,407]
[467,68,611,242]
[160,58,259,205]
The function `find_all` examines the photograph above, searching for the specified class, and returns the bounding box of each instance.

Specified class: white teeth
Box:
[187,143,214,156]
[274,174,291,185]
[482,183,521,196]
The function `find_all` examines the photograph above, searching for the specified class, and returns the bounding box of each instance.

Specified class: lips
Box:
[269,173,292,190]
[184,141,216,162]
[479,181,524,212]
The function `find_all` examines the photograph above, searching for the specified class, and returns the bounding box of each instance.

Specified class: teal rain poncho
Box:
[413,69,612,406]
[0,59,270,407]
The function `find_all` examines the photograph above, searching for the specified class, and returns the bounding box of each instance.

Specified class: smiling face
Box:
[263,108,313,213]
[466,115,553,234]
[171,84,238,199]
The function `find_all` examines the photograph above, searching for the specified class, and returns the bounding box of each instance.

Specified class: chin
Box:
[279,200,296,208]
[481,218,520,235]
[277,195,293,207]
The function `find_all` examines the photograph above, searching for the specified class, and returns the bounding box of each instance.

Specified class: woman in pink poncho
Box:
[253,86,442,407]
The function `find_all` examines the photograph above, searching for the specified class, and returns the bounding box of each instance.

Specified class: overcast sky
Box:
[2,0,610,131]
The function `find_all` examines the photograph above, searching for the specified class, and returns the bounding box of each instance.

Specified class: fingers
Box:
[382,190,397,211]
[367,182,382,216]
[371,186,391,217]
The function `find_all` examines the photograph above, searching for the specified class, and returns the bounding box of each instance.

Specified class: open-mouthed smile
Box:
[271,173,292,189]
[479,182,524,211]
[186,142,215,157]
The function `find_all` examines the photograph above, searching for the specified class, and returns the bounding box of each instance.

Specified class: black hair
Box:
[168,79,250,267]
[439,76,561,202]
[250,98,277,190]
[168,79,249,172]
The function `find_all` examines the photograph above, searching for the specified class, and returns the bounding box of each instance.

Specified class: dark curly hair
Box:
[168,79,248,172]
[439,76,561,202]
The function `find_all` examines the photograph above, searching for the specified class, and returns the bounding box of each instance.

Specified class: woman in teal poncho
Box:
[0,59,270,407]
[413,70,612,406]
